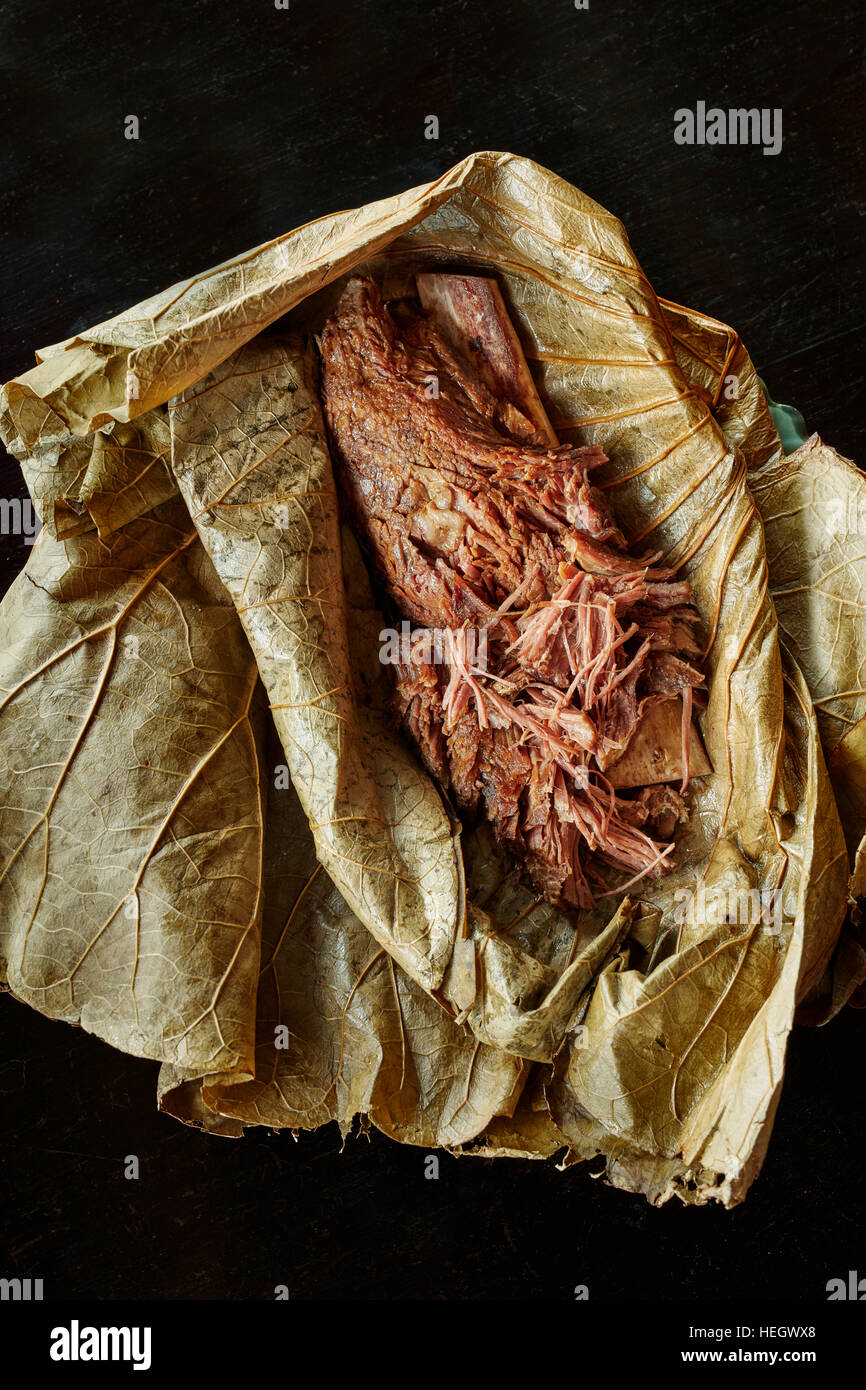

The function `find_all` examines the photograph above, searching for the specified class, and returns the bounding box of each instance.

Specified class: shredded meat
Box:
[320,277,706,908]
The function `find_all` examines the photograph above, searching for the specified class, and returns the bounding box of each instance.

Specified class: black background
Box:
[1,0,864,1302]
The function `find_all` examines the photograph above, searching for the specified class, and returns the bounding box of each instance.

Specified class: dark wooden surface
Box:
[1,0,864,1302]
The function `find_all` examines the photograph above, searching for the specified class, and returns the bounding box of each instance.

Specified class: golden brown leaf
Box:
[0,498,264,1072]
[160,722,528,1147]
[168,336,461,994]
